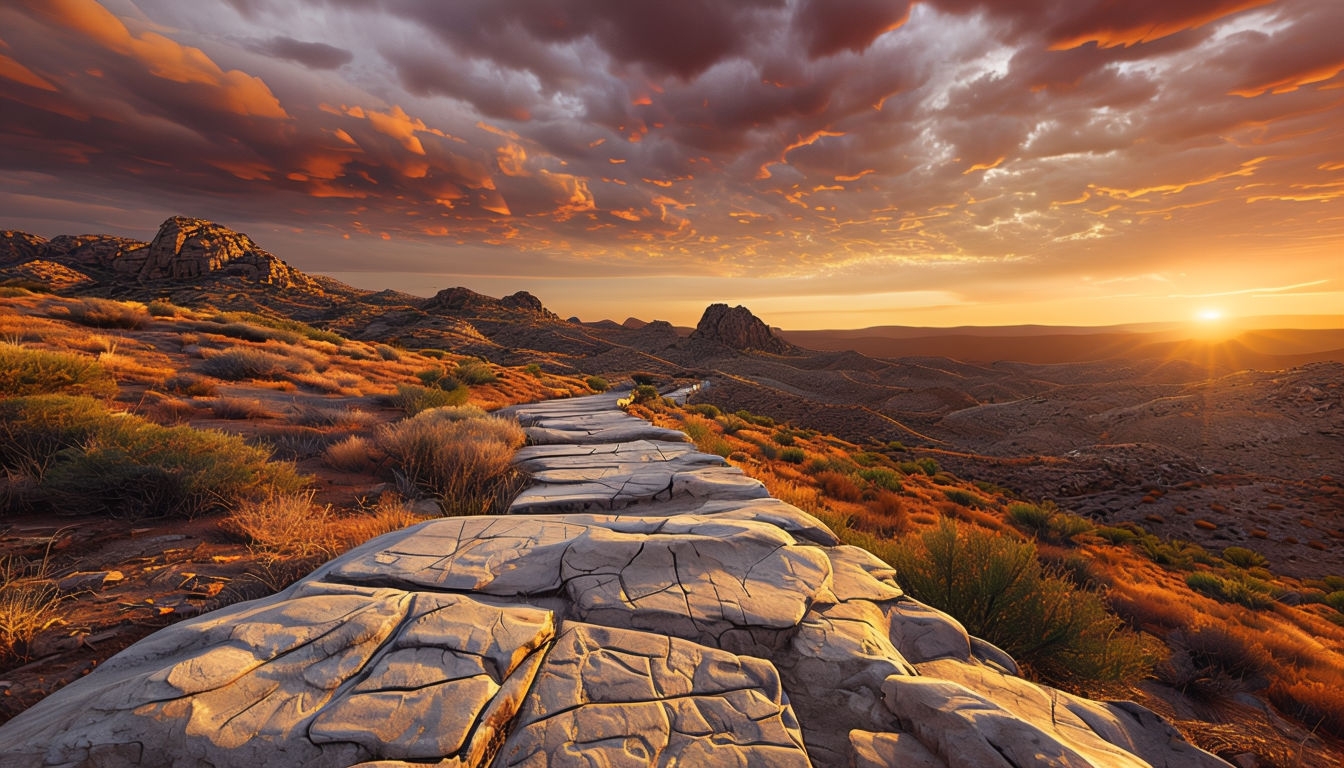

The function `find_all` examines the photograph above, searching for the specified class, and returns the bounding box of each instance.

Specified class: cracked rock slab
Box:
[494,623,810,767]
[0,584,554,768]
[322,513,833,650]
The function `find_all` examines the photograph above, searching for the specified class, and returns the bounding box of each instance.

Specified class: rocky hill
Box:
[690,302,797,354]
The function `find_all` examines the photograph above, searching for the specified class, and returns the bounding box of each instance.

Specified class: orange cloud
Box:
[0,52,57,91]
[1049,0,1275,50]
[963,157,1005,174]
[1230,60,1344,97]
[30,0,287,118]
[497,143,528,176]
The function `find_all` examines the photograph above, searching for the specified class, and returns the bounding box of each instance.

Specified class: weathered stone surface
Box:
[494,623,810,767]
[850,730,946,768]
[0,584,554,767]
[321,512,831,649]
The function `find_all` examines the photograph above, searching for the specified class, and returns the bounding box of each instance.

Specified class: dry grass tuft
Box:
[225,491,335,559]
[323,435,374,472]
[209,397,277,420]
[377,406,526,515]
[58,298,150,329]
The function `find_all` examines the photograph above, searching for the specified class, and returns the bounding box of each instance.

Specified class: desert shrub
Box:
[892,519,1151,684]
[631,372,657,386]
[60,298,149,329]
[225,491,334,558]
[1185,571,1274,609]
[858,467,903,492]
[519,363,541,378]
[916,457,940,476]
[1095,526,1138,545]
[683,419,732,457]
[1269,675,1344,739]
[630,384,660,403]
[41,417,306,518]
[211,312,342,345]
[715,414,749,434]
[0,395,114,480]
[415,366,455,389]
[1325,591,1344,613]
[1007,502,1053,533]
[772,430,795,446]
[145,300,183,317]
[377,407,525,515]
[1221,546,1269,569]
[863,491,908,537]
[0,344,117,398]
[209,397,276,420]
[162,373,217,397]
[212,321,298,343]
[455,360,497,385]
[198,348,313,380]
[816,471,863,503]
[387,383,469,416]
[374,344,402,361]
[943,488,980,508]
[323,436,374,472]
[686,403,721,418]
[734,410,774,428]
[585,375,609,392]
[1140,537,1204,570]
[780,447,806,464]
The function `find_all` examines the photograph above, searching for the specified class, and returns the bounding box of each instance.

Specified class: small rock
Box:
[57,571,124,592]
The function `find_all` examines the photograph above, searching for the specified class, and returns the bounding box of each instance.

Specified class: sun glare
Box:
[1196,308,1224,322]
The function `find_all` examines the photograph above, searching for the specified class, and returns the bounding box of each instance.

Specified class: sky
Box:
[1,0,1341,328]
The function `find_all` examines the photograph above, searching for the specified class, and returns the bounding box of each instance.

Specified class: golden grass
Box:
[323,435,374,472]
[225,491,335,559]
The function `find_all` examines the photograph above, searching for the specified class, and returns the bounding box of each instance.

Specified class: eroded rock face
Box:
[0,393,1230,768]
[690,303,796,354]
[137,216,317,287]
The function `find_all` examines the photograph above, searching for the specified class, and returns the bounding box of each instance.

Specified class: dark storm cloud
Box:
[254,36,353,69]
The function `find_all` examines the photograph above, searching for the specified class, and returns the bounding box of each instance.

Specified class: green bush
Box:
[715,415,748,434]
[779,447,806,464]
[387,383,469,416]
[198,348,313,380]
[377,406,525,515]
[374,344,402,361]
[916,457,940,476]
[943,488,980,508]
[630,384,660,403]
[631,372,657,386]
[0,345,117,398]
[1221,546,1269,570]
[686,403,721,418]
[1007,502,1054,533]
[145,300,182,317]
[891,519,1151,684]
[772,430,795,446]
[585,375,609,392]
[858,467,903,492]
[0,395,304,517]
[1095,526,1138,545]
[455,360,497,385]
[60,298,149,329]
[734,409,774,428]
[1140,537,1207,570]
[1325,591,1344,613]
[1186,570,1274,609]
[523,363,542,377]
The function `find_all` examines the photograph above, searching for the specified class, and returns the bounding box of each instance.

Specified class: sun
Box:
[1195,308,1224,322]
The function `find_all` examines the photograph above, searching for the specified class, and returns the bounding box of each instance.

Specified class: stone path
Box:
[0,392,1229,767]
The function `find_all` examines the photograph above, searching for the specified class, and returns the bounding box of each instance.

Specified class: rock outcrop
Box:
[422,286,560,322]
[0,392,1228,767]
[691,302,796,354]
[1,217,319,290]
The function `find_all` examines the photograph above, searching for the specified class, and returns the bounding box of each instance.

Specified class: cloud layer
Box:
[1,0,1340,325]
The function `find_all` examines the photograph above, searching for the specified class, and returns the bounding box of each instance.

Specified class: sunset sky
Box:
[1,0,1341,328]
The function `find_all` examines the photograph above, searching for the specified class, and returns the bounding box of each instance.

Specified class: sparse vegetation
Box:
[0,395,305,517]
[60,298,149,329]
[892,519,1152,684]
[225,491,334,559]
[0,344,117,398]
[387,383,469,415]
[585,375,609,392]
[377,406,526,515]
[455,359,497,385]
[198,348,313,380]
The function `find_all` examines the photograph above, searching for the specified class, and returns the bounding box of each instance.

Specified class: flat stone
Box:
[494,623,810,767]
[850,730,946,768]
[323,513,832,649]
[0,584,554,767]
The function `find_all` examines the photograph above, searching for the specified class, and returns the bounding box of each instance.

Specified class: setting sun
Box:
[1196,308,1225,322]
